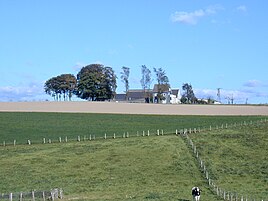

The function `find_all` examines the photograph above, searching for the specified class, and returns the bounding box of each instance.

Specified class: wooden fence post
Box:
[42,191,45,201]
[147,130,150,136]
[77,136,80,142]
[51,191,54,201]
[113,133,116,139]
[200,160,203,168]
[9,192,12,201]
[32,190,35,201]
[59,137,62,143]
[13,140,16,146]
[20,192,23,201]
[28,140,31,145]
[43,138,46,144]
[206,171,209,180]
[59,188,63,199]
[65,136,68,142]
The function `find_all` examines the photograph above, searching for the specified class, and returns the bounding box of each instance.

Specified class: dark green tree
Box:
[153,67,169,103]
[58,74,77,101]
[75,64,117,101]
[181,83,197,104]
[44,74,77,101]
[140,65,152,102]
[120,66,130,100]
[44,76,60,101]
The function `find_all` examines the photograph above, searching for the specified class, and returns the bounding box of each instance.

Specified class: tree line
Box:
[44,63,198,103]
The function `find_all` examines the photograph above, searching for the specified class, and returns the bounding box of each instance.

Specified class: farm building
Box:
[115,84,181,104]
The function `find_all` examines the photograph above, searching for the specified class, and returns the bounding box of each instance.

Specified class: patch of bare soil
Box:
[0,102,267,115]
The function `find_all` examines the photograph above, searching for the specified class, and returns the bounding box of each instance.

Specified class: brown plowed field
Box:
[0,101,268,115]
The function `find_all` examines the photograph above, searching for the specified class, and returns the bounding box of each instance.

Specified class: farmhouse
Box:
[115,84,181,104]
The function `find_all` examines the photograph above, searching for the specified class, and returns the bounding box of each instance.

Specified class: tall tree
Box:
[120,66,130,100]
[153,67,169,103]
[44,76,60,101]
[140,65,152,102]
[75,64,117,101]
[58,74,77,101]
[44,74,77,101]
[181,83,196,104]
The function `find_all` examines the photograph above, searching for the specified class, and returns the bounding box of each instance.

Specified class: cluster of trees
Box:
[44,64,117,101]
[76,64,117,101]
[44,63,198,103]
[44,74,77,101]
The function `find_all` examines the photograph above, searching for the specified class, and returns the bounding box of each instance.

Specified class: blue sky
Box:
[0,0,267,104]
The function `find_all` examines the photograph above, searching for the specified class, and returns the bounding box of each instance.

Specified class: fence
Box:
[1,119,267,200]
[0,129,169,147]
[178,119,267,201]
[0,188,63,201]
[1,119,267,147]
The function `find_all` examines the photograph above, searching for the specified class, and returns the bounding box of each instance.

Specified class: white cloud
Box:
[72,62,86,72]
[193,87,267,104]
[243,80,261,88]
[171,10,205,25]
[72,61,104,72]
[237,5,247,12]
[0,82,46,102]
[205,5,224,14]
[171,5,223,25]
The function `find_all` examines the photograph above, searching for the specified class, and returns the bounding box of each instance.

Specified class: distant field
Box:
[0,112,265,144]
[0,101,268,115]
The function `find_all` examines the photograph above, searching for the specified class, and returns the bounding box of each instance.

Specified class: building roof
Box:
[152,84,170,93]
[171,89,179,95]
[115,94,126,101]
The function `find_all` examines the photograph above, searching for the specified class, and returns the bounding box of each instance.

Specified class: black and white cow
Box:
[192,187,201,201]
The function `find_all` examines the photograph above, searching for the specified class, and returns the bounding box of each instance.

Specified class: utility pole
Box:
[217,88,222,103]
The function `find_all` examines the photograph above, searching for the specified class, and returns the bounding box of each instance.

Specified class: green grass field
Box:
[0,136,222,200]
[0,112,265,144]
[0,112,267,200]
[189,122,268,200]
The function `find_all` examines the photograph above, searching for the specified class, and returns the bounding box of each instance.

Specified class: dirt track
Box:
[0,101,268,115]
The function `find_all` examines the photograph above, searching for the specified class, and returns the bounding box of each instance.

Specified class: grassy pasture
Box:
[189,122,268,200]
[0,136,221,200]
[0,112,265,144]
[0,112,267,200]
